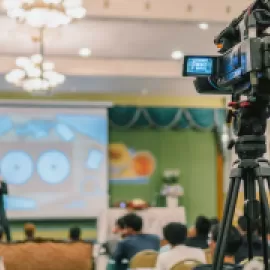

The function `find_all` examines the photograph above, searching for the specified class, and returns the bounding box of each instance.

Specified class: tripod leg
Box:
[258,176,270,270]
[258,177,270,231]
[212,177,241,270]
[258,177,270,270]
[259,185,268,270]
[243,173,257,260]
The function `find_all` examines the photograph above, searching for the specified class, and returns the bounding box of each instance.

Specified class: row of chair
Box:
[129,250,206,270]
[129,250,267,269]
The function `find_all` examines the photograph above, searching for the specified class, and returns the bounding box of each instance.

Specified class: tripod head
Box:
[227,96,270,159]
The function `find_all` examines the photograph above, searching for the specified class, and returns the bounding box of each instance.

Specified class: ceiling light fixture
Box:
[79,48,92,57]
[3,0,86,28]
[6,55,65,93]
[6,29,65,93]
[171,51,184,60]
[198,23,209,30]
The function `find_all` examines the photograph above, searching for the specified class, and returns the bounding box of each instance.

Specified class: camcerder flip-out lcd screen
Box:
[183,56,217,77]
[182,0,270,96]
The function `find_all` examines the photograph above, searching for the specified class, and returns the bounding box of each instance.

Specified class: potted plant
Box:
[160,169,184,208]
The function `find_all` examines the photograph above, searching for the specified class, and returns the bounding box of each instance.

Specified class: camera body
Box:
[182,0,270,98]
[183,36,270,96]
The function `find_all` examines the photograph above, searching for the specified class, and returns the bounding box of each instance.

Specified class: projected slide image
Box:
[0,107,108,219]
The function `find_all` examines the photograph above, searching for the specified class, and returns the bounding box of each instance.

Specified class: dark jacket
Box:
[235,235,269,264]
[113,233,160,269]
[185,235,209,249]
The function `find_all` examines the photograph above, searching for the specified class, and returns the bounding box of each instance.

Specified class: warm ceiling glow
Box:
[198,23,209,30]
[79,48,92,57]
[171,51,184,60]
[3,0,86,28]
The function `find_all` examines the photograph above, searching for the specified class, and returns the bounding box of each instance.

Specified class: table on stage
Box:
[96,207,186,269]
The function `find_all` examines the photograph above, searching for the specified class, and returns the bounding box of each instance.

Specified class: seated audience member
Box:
[235,216,265,263]
[24,223,36,241]
[209,224,242,265]
[69,227,81,241]
[193,224,243,270]
[156,222,206,270]
[186,216,211,249]
[103,217,127,256]
[113,213,160,268]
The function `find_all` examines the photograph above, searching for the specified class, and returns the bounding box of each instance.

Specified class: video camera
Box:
[182,0,270,98]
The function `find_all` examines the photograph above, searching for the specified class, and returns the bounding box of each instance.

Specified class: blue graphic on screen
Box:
[37,151,70,184]
[0,117,12,136]
[56,124,74,141]
[4,196,36,210]
[1,151,33,185]
[57,115,107,144]
[187,57,213,75]
[16,120,54,138]
[86,150,103,169]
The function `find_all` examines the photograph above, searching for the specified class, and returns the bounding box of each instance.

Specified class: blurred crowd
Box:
[107,213,270,270]
[0,223,82,243]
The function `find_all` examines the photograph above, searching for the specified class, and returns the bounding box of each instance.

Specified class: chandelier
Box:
[5,30,65,93]
[3,0,86,28]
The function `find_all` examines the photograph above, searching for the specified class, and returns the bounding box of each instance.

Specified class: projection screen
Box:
[0,102,108,219]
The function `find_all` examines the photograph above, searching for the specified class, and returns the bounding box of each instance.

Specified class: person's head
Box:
[163,222,187,247]
[209,224,242,261]
[69,227,81,241]
[112,217,125,234]
[238,216,258,235]
[112,217,126,237]
[195,216,211,236]
[122,213,143,235]
[24,223,36,240]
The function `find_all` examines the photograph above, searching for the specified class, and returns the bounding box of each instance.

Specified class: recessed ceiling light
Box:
[171,51,184,60]
[79,48,92,57]
[198,23,209,30]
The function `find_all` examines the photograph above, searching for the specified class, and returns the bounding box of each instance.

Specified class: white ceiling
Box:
[0,17,226,58]
[0,6,229,95]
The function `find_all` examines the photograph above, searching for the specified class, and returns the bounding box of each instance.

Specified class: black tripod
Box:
[212,99,270,270]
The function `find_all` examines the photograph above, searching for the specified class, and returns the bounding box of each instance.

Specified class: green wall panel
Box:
[110,130,217,224]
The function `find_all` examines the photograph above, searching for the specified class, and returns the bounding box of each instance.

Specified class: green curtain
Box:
[109,107,225,131]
